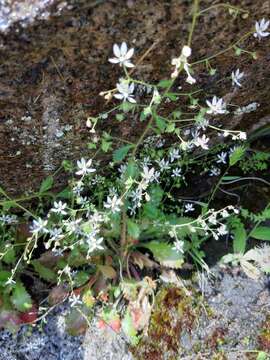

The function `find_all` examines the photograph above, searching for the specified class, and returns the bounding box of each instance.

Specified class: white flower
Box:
[49,228,63,241]
[109,42,135,67]
[195,134,209,150]
[156,158,170,171]
[217,152,227,164]
[114,81,136,103]
[104,195,123,213]
[69,294,82,308]
[152,88,161,105]
[64,219,82,235]
[208,214,217,225]
[89,212,104,225]
[141,166,155,182]
[141,157,152,167]
[239,131,247,140]
[76,158,96,176]
[0,214,18,225]
[182,45,192,58]
[172,168,182,177]
[72,181,84,195]
[169,148,181,162]
[5,277,16,286]
[217,224,228,236]
[206,96,227,115]
[221,209,229,218]
[209,167,221,177]
[30,218,48,235]
[51,201,67,215]
[254,19,270,40]
[184,63,196,84]
[234,102,259,115]
[87,237,104,253]
[85,231,104,254]
[231,69,244,87]
[173,239,185,254]
[184,203,195,213]
[171,45,196,84]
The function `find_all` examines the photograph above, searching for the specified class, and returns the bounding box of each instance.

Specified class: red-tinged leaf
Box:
[109,318,121,333]
[98,292,109,302]
[19,305,38,324]
[97,319,106,330]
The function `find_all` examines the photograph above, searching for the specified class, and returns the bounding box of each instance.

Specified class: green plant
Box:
[0,0,269,342]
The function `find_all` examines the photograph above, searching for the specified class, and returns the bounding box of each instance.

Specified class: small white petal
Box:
[120,42,128,56]
[113,43,121,57]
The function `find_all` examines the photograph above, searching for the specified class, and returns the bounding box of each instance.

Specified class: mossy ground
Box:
[130,268,270,360]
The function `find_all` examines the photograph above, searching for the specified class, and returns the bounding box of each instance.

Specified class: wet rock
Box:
[0,0,66,32]
[0,0,269,196]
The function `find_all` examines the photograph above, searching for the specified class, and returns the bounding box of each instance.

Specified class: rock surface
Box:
[0,267,269,359]
[0,0,269,195]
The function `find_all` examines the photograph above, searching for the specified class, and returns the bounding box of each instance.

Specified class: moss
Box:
[206,327,228,350]
[257,315,270,352]
[211,353,228,360]
[130,286,201,360]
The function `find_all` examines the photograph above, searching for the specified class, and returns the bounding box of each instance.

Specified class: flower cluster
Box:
[171,45,196,84]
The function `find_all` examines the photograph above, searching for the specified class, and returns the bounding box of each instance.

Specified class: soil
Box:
[0,0,269,195]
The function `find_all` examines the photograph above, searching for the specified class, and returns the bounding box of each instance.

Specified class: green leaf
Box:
[121,102,136,113]
[143,203,160,219]
[122,310,139,345]
[2,201,17,211]
[142,241,184,268]
[39,176,53,193]
[229,146,246,166]
[125,160,138,179]
[0,271,11,287]
[113,145,133,162]
[166,93,178,101]
[56,187,73,199]
[172,110,182,119]
[234,46,242,56]
[257,351,268,360]
[222,176,241,181]
[261,208,270,220]
[157,79,173,88]
[127,219,140,239]
[154,115,166,132]
[62,160,73,172]
[165,122,175,133]
[231,220,247,254]
[2,247,16,265]
[87,142,97,149]
[101,139,112,152]
[11,282,32,312]
[148,185,164,206]
[73,271,90,287]
[250,226,270,241]
[116,113,125,122]
[32,260,57,282]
